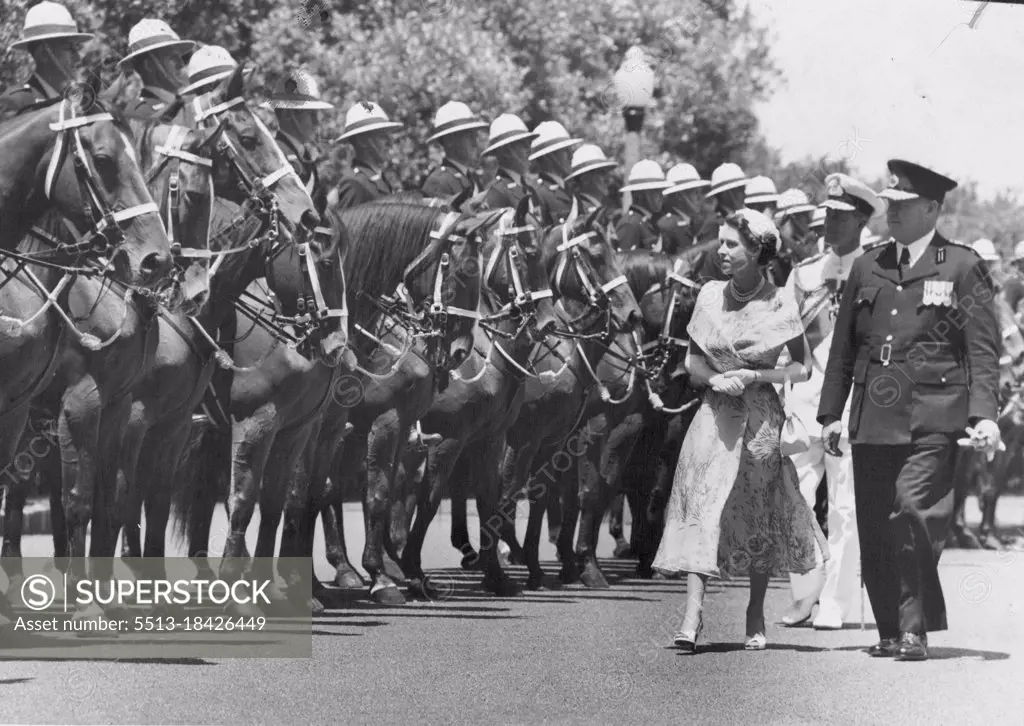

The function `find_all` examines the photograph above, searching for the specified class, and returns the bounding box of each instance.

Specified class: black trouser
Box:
[852,433,957,637]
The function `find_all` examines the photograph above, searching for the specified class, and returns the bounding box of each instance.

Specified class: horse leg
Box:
[327,438,366,589]
[403,438,464,599]
[0,405,33,574]
[475,436,520,596]
[449,468,478,570]
[361,409,407,605]
[221,410,276,581]
[608,493,632,558]
[557,450,582,584]
[118,401,149,561]
[140,421,192,563]
[508,439,549,589]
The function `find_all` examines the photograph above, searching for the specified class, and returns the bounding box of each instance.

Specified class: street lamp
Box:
[611,45,655,212]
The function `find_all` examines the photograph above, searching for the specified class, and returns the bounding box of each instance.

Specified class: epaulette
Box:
[947,239,982,257]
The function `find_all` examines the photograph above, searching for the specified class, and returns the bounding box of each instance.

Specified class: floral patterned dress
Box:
[652,281,829,579]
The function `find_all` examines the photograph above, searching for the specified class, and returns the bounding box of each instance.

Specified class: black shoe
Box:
[867,637,900,657]
[895,632,928,661]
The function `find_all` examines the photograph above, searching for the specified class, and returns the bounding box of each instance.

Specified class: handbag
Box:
[780,369,811,456]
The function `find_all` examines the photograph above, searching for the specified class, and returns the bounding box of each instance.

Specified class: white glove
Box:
[958,419,1005,462]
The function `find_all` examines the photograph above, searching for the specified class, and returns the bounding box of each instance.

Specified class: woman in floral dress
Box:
[652,208,828,653]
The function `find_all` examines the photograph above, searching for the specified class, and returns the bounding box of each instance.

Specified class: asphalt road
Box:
[1,497,1022,725]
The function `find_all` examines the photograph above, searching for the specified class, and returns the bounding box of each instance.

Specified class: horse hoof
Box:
[460,552,481,571]
[635,565,654,579]
[651,572,668,580]
[334,569,366,589]
[370,585,406,606]
[481,576,521,597]
[310,597,325,614]
[613,541,635,559]
[382,558,405,582]
[580,563,610,589]
[526,573,547,591]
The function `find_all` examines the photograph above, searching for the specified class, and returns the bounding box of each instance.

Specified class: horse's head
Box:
[468,195,559,342]
[186,66,319,231]
[542,203,643,337]
[29,91,173,287]
[402,210,481,372]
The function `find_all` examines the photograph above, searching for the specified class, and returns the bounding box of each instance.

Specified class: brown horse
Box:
[447,209,644,590]
[396,198,563,598]
[278,200,483,607]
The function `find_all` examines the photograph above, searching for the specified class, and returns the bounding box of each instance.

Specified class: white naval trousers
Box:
[787,434,873,624]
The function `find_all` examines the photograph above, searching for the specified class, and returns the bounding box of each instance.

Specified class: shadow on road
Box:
[834,645,1010,661]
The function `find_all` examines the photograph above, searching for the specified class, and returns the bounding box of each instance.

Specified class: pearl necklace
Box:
[729,276,765,302]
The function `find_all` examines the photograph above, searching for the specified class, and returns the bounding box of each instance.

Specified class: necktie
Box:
[899,246,911,278]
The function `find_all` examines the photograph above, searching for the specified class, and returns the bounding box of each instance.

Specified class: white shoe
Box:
[812,602,843,630]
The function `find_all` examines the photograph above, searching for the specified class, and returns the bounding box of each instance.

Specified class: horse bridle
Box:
[190,94,346,352]
[478,219,553,340]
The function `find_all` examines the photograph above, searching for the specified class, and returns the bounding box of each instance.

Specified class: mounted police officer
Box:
[260,70,334,216]
[421,101,487,200]
[614,160,670,252]
[818,159,1003,662]
[744,175,780,218]
[810,205,826,254]
[480,113,537,210]
[330,101,403,210]
[773,188,818,286]
[0,1,93,121]
[117,19,195,121]
[689,162,750,282]
[528,121,582,225]
[564,143,618,225]
[659,163,711,256]
[178,45,239,98]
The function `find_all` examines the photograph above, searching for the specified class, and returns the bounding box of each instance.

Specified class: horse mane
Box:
[616,249,678,300]
[337,200,451,324]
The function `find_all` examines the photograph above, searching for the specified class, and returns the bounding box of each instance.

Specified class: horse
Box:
[614,252,704,576]
[444,206,643,590]
[292,199,483,607]
[0,92,173,590]
[395,197,563,598]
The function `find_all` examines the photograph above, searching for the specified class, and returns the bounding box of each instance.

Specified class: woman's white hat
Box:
[727,207,782,253]
[482,113,537,155]
[426,101,487,143]
[620,160,671,193]
[119,19,194,67]
[180,45,238,95]
[664,163,710,195]
[260,70,334,111]
[564,144,617,181]
[706,162,750,198]
[10,2,93,50]
[528,121,582,161]
[335,101,403,142]
[744,175,779,205]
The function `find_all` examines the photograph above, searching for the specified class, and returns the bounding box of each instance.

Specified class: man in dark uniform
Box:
[0,1,93,121]
[818,159,1002,662]
[565,142,618,227]
[480,113,537,210]
[117,19,194,121]
[261,70,334,216]
[330,101,402,210]
[659,163,711,256]
[614,160,670,252]
[421,101,487,200]
[528,120,581,226]
[690,162,749,282]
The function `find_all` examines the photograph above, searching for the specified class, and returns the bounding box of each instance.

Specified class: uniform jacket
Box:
[421,159,478,199]
[657,210,695,255]
[276,131,327,215]
[483,168,532,210]
[781,245,864,431]
[533,172,573,225]
[817,233,1001,445]
[333,160,392,210]
[686,217,727,283]
[575,193,619,229]
[0,75,61,122]
[122,86,182,123]
[614,205,661,252]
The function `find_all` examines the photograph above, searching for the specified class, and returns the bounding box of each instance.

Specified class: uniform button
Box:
[885,334,893,341]
[896,285,903,292]
[941,376,947,383]
[891,308,898,315]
